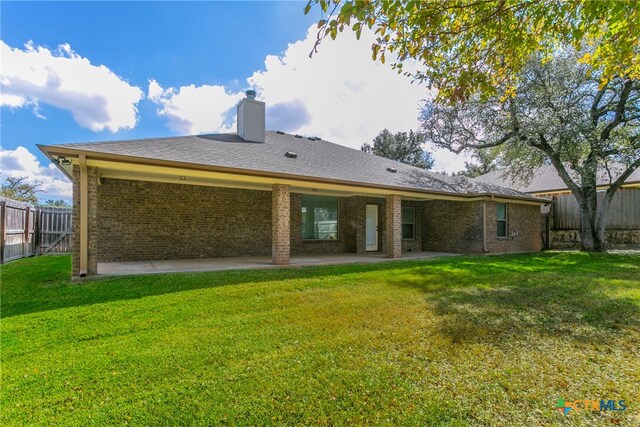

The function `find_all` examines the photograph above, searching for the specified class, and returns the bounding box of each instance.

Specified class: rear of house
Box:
[40,92,545,277]
[474,165,640,249]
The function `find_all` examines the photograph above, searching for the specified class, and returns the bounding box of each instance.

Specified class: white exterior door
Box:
[366,204,379,251]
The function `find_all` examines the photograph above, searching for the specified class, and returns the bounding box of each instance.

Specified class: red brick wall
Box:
[484,202,542,253]
[92,178,541,265]
[97,179,272,262]
[422,200,541,254]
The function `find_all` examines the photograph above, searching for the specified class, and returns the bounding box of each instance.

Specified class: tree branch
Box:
[605,158,640,203]
[600,79,635,142]
[590,85,608,126]
[533,133,585,204]
[450,131,517,153]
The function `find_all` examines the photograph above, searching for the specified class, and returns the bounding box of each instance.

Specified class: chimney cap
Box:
[245,89,256,100]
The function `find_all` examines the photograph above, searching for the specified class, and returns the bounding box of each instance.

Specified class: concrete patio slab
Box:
[97,251,458,276]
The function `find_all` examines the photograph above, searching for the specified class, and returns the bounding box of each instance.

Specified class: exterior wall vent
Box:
[285,151,298,158]
[386,167,397,173]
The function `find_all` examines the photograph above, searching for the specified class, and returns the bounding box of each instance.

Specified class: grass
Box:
[1,252,639,426]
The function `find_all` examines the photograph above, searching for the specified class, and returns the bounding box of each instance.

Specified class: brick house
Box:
[39,91,546,277]
[474,165,640,248]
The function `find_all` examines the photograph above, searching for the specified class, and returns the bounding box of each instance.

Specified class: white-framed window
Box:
[301,195,338,240]
[496,203,507,238]
[402,206,415,239]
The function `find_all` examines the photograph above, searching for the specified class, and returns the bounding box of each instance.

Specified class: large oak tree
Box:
[421,48,640,252]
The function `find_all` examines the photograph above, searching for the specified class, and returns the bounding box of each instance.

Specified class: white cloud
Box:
[147,80,244,134]
[1,40,143,132]
[0,146,72,201]
[148,25,471,172]
[147,79,164,103]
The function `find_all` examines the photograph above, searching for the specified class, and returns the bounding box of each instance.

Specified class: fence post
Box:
[23,207,31,258]
[0,201,5,264]
[34,208,41,256]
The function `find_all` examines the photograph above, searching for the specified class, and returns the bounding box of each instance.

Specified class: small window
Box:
[301,195,338,240]
[402,206,415,239]
[496,203,507,238]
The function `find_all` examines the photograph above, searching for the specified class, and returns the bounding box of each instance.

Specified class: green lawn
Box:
[1,253,639,426]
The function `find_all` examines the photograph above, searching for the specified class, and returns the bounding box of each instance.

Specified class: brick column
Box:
[272,184,290,265]
[385,194,402,258]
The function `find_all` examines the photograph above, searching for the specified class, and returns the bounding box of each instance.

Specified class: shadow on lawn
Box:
[2,252,639,324]
[1,256,446,318]
[390,260,640,346]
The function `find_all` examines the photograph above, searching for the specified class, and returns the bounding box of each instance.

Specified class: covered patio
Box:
[40,128,544,279]
[97,251,458,277]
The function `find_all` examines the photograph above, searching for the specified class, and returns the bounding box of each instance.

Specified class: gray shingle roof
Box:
[472,164,640,194]
[47,131,542,201]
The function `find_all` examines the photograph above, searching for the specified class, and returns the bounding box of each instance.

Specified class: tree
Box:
[0,176,41,204]
[421,47,640,252]
[454,147,502,178]
[40,199,71,208]
[305,0,640,103]
[362,129,434,169]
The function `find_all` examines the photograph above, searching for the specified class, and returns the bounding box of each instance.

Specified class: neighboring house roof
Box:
[473,163,640,194]
[40,131,544,202]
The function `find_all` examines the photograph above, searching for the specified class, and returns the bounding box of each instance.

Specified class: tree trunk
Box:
[593,192,613,252]
[573,160,608,252]
[576,187,607,252]
[578,205,597,252]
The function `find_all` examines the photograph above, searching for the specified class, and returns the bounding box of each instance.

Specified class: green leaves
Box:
[308,0,640,104]
[361,128,435,170]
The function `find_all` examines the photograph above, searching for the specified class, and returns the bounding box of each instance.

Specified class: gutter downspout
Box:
[79,154,88,277]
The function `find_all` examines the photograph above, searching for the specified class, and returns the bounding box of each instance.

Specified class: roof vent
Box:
[307,136,315,140]
[387,167,397,173]
[285,151,298,159]
[294,134,303,138]
[315,136,322,140]
[276,130,285,135]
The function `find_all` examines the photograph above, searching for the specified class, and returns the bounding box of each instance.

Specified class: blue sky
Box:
[1,1,466,202]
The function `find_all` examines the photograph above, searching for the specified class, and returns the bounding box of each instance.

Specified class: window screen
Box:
[301,196,338,240]
[402,206,415,239]
[496,203,507,238]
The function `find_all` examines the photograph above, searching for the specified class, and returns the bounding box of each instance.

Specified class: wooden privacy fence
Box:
[38,206,73,254]
[552,188,640,230]
[1,197,73,264]
[0,198,36,263]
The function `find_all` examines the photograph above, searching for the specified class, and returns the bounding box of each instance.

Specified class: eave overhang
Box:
[38,144,550,205]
